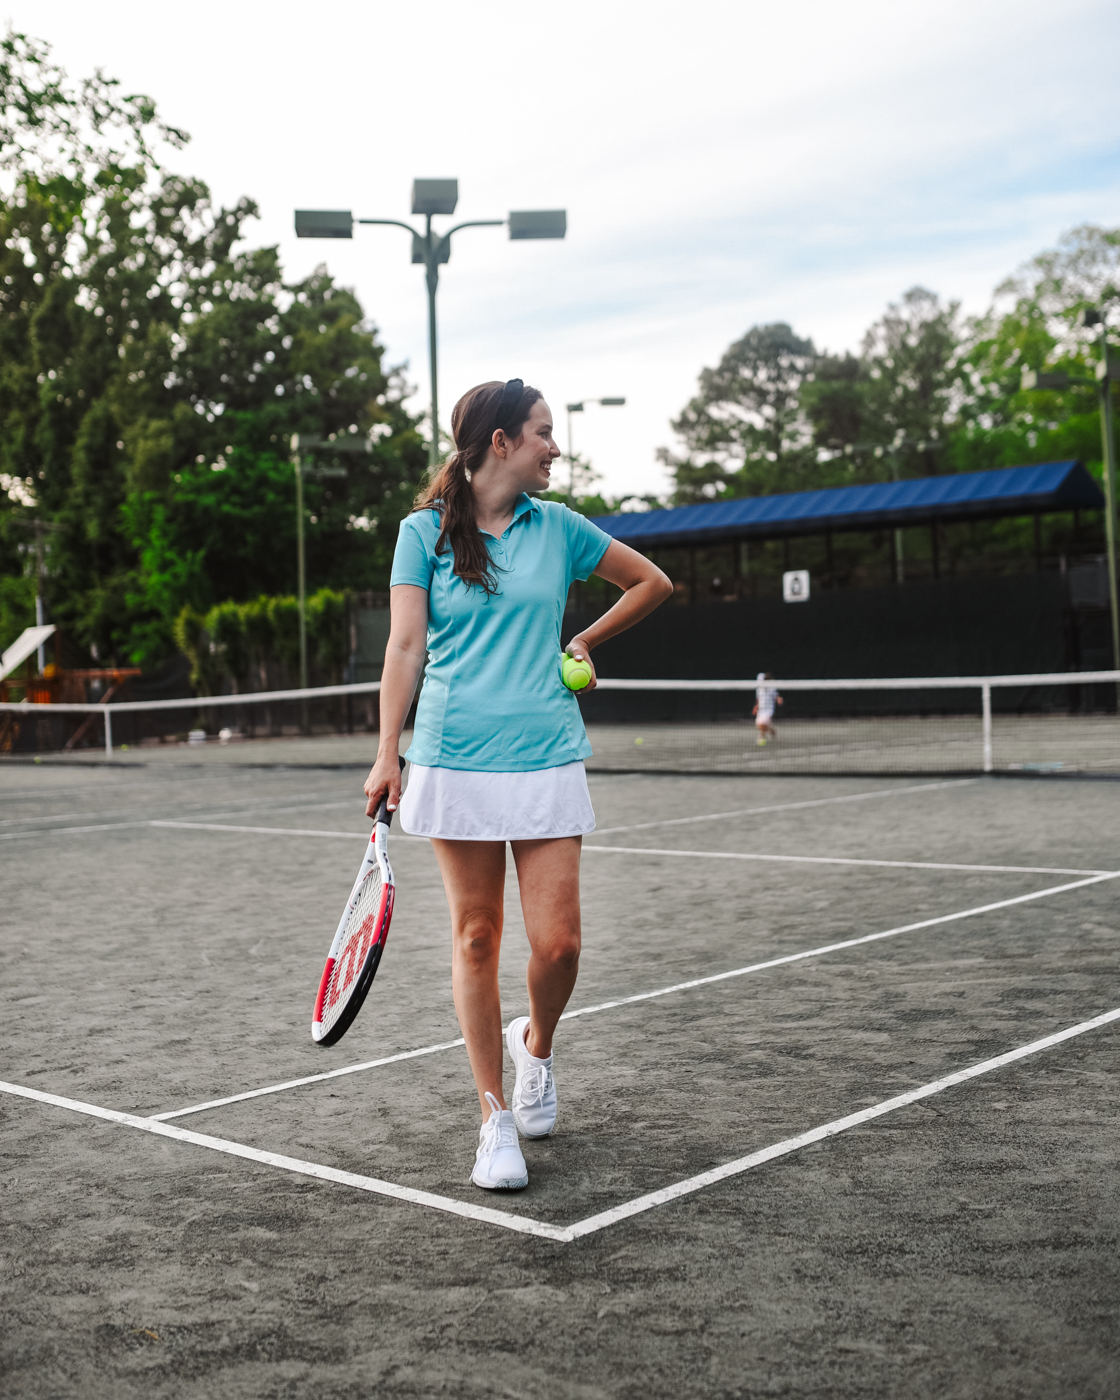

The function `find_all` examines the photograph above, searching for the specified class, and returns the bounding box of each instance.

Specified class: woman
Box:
[363,379,671,1190]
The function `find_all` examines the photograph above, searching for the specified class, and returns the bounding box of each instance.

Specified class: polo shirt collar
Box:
[511,493,540,523]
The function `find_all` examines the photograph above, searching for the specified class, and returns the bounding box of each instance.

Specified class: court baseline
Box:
[4,1004,1117,1244]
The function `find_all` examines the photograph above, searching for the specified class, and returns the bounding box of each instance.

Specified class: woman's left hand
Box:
[565,637,597,692]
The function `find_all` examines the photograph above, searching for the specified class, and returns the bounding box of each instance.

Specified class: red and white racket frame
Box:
[311,797,396,1046]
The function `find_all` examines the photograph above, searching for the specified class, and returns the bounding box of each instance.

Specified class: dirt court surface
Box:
[2,737,1119,1399]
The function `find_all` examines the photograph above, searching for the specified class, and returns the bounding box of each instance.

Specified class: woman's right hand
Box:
[364,750,404,818]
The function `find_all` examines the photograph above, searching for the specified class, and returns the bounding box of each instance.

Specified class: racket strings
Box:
[321,866,386,1033]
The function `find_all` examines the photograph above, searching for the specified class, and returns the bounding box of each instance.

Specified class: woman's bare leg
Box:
[431,838,508,1119]
[510,837,582,1059]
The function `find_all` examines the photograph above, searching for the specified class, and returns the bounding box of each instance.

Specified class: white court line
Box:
[152,1037,469,1121]
[563,1003,1120,1239]
[591,778,976,836]
[0,791,353,841]
[150,820,428,844]
[146,819,1100,877]
[582,846,1108,877]
[156,871,1120,1120]
[4,1004,1118,1243]
[0,1079,566,1242]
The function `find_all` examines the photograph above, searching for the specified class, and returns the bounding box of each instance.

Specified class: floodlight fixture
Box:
[295,210,353,239]
[509,209,567,240]
[294,181,567,469]
[412,179,458,216]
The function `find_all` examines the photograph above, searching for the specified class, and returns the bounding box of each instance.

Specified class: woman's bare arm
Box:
[563,540,672,691]
[363,584,428,814]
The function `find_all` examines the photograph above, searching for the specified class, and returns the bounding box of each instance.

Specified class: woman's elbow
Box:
[652,567,673,602]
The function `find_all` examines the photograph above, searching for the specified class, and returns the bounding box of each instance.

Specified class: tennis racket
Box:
[311,761,403,1046]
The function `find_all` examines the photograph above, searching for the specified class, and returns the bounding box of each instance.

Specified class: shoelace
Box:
[520,1064,552,1109]
[480,1091,519,1152]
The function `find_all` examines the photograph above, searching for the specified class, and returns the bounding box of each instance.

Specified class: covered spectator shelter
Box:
[591,461,1103,561]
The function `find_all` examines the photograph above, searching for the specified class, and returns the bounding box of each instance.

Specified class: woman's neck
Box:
[471,472,524,539]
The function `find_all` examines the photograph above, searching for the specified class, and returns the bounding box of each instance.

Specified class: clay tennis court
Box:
[2,739,1118,1397]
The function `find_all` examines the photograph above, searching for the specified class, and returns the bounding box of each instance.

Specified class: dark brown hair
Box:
[412,379,543,594]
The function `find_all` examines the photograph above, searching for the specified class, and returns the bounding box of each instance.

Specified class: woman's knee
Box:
[536,931,581,973]
[453,910,502,967]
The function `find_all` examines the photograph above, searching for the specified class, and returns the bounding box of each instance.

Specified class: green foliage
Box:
[306,587,347,680]
[172,604,221,695]
[0,30,427,672]
[951,225,1120,482]
[659,324,819,502]
[205,600,249,689]
[0,568,34,653]
[268,595,301,677]
[663,242,1119,511]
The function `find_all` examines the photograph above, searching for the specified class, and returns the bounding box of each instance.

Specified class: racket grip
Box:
[375,755,406,828]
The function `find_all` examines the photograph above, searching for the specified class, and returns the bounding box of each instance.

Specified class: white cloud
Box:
[11,0,1120,494]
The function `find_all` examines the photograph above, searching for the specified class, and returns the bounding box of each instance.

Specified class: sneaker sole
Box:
[470,1171,529,1191]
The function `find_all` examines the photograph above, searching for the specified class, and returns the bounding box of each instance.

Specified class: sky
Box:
[8,0,1120,497]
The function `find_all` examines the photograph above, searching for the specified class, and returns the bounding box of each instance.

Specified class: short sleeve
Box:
[563,507,612,582]
[390,513,437,589]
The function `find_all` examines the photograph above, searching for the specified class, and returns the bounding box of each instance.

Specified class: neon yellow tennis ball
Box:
[561,652,593,692]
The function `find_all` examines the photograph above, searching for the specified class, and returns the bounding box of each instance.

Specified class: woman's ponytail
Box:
[411,379,542,594]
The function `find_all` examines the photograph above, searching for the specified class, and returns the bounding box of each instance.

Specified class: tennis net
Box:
[2,671,1117,776]
[583,672,1120,777]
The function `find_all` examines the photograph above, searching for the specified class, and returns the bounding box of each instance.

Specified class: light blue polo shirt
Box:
[390,495,611,771]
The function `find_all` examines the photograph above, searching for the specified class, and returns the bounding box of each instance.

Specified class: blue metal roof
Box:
[591,460,1104,549]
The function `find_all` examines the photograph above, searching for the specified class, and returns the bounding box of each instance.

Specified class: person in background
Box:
[753,671,782,746]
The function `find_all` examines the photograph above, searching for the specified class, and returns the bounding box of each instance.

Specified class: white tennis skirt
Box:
[399,761,595,841]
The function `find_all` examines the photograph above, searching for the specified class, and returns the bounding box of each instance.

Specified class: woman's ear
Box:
[490,429,508,459]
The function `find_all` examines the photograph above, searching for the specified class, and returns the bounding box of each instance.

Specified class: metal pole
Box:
[1096,325,1120,696]
[889,451,904,583]
[568,406,576,497]
[104,707,112,758]
[34,520,45,672]
[981,682,992,773]
[293,436,309,733]
[425,216,440,468]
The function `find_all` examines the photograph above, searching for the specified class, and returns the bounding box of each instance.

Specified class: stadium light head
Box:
[412,179,458,216]
[1079,307,1103,328]
[567,402,585,413]
[599,397,626,406]
[295,210,353,239]
[509,209,567,240]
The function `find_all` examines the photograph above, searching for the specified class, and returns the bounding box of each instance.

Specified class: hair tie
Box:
[492,378,524,433]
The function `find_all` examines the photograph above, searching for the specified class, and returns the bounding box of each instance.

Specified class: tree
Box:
[952,225,1119,477]
[659,323,818,502]
[858,287,961,477]
[797,288,962,486]
[0,30,426,667]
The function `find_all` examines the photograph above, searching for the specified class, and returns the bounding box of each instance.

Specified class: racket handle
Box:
[374,755,406,829]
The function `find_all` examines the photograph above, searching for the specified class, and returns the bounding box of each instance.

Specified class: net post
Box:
[981,682,992,773]
[104,707,112,758]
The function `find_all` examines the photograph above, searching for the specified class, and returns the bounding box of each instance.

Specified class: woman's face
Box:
[501,399,561,493]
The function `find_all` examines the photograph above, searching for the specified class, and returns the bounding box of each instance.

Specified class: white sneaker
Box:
[470,1092,528,1191]
[506,1015,558,1139]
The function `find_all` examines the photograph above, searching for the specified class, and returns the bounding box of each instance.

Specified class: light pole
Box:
[290,434,371,727]
[566,397,625,497]
[296,183,566,467]
[1023,306,1120,682]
